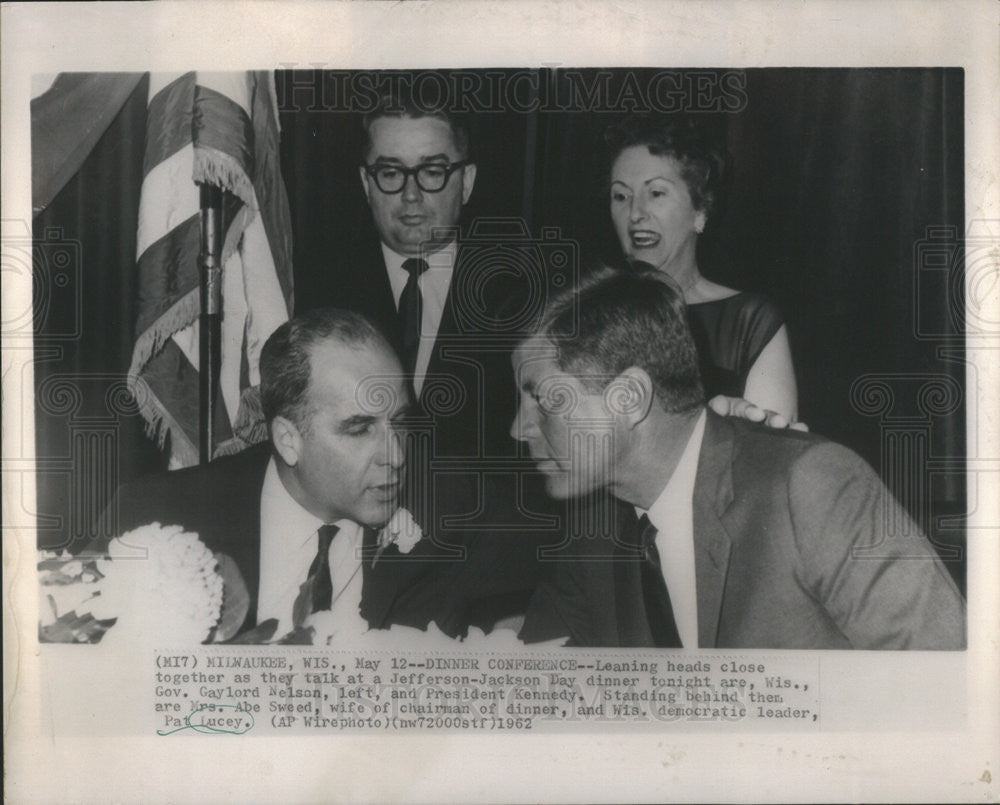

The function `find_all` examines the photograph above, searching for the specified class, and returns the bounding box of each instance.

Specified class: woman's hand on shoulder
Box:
[708,393,809,432]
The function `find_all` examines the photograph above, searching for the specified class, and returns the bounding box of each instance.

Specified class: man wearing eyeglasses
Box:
[358,103,478,400]
[351,93,499,449]
[337,90,549,631]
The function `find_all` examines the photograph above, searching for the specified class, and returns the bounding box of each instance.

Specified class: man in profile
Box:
[515,267,965,649]
[104,308,463,641]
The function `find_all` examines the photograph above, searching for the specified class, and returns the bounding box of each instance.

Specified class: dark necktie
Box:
[399,258,429,379]
[636,514,682,648]
[308,523,339,613]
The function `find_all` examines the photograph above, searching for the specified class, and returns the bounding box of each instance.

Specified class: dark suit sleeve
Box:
[382,569,470,638]
[420,471,565,630]
[788,442,966,649]
[362,536,474,638]
[88,472,179,555]
[519,557,590,645]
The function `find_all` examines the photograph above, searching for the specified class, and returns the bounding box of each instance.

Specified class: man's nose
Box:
[384,428,405,469]
[510,403,537,442]
[401,173,423,203]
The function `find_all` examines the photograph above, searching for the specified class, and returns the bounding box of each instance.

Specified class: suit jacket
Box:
[99,444,467,639]
[311,236,529,460]
[520,410,966,650]
[305,236,562,626]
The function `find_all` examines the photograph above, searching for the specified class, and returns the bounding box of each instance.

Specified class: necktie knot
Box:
[636,513,657,546]
[402,258,429,278]
[317,523,339,553]
[636,513,659,561]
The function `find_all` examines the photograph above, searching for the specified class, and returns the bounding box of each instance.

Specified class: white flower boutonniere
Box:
[374,507,423,566]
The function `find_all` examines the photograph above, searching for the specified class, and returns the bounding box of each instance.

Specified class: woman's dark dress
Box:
[686,292,785,398]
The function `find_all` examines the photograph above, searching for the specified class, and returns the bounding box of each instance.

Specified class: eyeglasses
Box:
[363,160,470,194]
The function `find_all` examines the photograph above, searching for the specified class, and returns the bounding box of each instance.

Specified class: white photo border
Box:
[3,2,998,802]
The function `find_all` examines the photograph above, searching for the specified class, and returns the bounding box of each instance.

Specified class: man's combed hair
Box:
[361,87,471,161]
[604,114,730,222]
[540,266,705,414]
[260,308,386,428]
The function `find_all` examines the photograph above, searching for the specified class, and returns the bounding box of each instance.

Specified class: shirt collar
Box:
[261,458,362,547]
[638,408,707,531]
[381,239,458,276]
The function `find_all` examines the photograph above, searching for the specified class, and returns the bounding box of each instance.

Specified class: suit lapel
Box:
[421,245,463,393]
[338,243,400,343]
[359,526,432,629]
[242,464,265,629]
[358,527,390,626]
[367,249,401,343]
[692,411,735,648]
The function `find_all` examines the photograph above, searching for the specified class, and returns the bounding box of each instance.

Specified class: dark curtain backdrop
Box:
[33,74,166,553]
[34,68,965,588]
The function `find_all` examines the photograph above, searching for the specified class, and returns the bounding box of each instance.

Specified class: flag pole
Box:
[198,183,223,464]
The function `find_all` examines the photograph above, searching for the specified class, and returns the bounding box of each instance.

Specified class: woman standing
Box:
[605,116,797,421]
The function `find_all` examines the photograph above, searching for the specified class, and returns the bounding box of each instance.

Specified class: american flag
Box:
[128,71,293,466]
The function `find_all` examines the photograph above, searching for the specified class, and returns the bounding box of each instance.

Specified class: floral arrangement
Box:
[39,513,562,649]
[39,523,226,645]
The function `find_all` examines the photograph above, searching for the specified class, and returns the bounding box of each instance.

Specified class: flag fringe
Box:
[130,371,265,467]
[232,384,268,443]
[213,386,268,458]
[132,379,200,468]
[127,288,200,383]
[129,318,269,465]
[193,145,256,209]
[126,288,200,463]
[193,145,257,265]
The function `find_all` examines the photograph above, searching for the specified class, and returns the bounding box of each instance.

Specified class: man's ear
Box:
[608,367,655,429]
[271,415,304,467]
[461,162,477,205]
[359,165,372,203]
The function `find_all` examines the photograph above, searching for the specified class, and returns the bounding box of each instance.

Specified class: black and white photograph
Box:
[4,2,998,803]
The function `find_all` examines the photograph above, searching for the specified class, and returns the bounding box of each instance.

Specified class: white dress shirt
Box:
[258,458,366,637]
[636,409,707,649]
[383,240,457,396]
